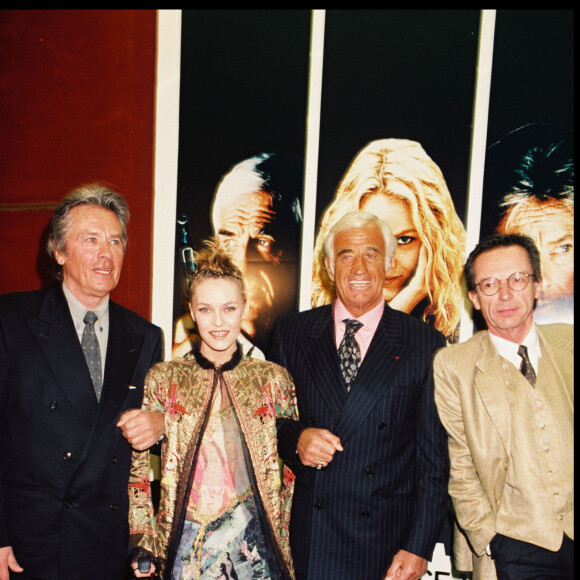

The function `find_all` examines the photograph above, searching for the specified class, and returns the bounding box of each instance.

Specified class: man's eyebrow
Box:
[218,229,235,237]
[337,248,353,256]
[550,234,574,244]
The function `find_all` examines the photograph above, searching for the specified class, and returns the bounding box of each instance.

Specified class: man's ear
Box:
[468,290,481,311]
[533,280,542,301]
[324,256,334,283]
[53,249,66,266]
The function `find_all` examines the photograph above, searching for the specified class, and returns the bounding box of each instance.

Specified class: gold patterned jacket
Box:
[128,346,297,578]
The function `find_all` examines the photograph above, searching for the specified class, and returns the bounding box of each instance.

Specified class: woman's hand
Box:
[389,245,428,314]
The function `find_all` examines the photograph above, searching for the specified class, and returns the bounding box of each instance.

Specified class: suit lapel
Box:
[332,305,411,443]
[537,326,574,409]
[301,306,348,419]
[97,302,145,423]
[473,333,512,456]
[27,286,99,425]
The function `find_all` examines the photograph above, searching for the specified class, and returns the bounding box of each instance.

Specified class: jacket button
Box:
[110,503,119,511]
[63,452,72,461]
[64,501,73,509]
[111,456,118,464]
[308,417,315,424]
[49,401,58,410]
[378,422,386,430]
[314,503,321,511]
[361,510,370,518]
[364,467,373,476]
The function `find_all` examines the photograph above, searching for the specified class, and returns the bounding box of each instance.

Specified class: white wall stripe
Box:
[151,9,182,361]
[459,9,496,344]
[298,10,326,312]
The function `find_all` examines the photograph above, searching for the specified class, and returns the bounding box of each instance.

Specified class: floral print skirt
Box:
[172,491,283,579]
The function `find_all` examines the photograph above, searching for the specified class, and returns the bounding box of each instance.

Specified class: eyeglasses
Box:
[475,272,535,296]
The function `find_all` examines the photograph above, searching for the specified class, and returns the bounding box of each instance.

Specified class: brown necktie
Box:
[517,344,536,387]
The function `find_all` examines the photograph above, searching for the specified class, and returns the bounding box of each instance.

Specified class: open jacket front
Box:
[128,346,297,579]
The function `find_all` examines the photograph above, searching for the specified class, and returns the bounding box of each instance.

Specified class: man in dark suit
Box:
[0,184,163,579]
[270,210,448,580]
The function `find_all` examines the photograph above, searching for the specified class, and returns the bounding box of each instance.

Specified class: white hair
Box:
[211,154,270,228]
[324,210,396,275]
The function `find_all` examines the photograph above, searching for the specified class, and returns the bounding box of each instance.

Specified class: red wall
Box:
[0,9,157,319]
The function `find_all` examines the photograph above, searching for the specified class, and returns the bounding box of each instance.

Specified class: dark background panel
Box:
[315,9,481,226]
[485,9,573,148]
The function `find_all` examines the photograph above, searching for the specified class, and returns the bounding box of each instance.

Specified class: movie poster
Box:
[172,9,572,577]
[309,10,480,344]
[479,11,574,327]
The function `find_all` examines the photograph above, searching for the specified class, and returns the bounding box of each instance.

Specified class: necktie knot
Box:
[83,310,98,325]
[344,318,363,336]
[517,344,536,387]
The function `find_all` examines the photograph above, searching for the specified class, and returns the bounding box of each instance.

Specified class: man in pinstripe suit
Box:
[270,210,449,580]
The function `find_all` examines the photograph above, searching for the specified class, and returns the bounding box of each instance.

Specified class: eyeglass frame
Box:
[474,272,536,296]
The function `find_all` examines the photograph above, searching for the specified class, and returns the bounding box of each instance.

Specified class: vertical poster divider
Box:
[299,10,326,312]
[152,9,183,360]
[459,9,496,344]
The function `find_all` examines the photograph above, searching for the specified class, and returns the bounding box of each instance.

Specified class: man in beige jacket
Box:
[434,233,573,580]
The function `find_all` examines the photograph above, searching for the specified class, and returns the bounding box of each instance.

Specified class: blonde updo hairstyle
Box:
[188,237,247,306]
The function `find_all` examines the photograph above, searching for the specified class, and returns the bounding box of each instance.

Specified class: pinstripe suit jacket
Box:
[270,302,449,580]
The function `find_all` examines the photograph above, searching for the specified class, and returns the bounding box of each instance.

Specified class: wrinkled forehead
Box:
[503,199,573,234]
[213,190,273,226]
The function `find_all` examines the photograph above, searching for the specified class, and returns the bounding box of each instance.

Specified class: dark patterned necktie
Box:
[82,311,103,400]
[338,319,363,391]
[517,344,536,387]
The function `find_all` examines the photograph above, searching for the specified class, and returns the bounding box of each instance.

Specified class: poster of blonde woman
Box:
[312,139,466,342]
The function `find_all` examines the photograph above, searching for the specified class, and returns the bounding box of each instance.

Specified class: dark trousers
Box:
[490,533,574,580]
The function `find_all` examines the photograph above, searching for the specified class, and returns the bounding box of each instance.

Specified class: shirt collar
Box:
[62,282,109,323]
[333,298,384,332]
[488,324,541,370]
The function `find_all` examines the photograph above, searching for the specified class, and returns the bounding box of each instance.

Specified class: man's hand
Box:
[296,427,343,468]
[0,546,23,580]
[385,550,428,580]
[117,409,165,451]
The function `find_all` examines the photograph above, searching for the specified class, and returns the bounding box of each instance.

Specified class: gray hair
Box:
[324,210,396,276]
[47,183,130,279]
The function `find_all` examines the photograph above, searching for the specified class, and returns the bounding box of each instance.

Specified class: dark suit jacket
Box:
[270,303,449,580]
[0,285,162,580]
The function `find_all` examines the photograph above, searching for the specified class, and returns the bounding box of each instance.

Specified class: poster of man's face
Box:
[481,123,574,325]
[211,153,304,347]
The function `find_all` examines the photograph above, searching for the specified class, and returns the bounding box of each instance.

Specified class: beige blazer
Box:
[434,324,574,579]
